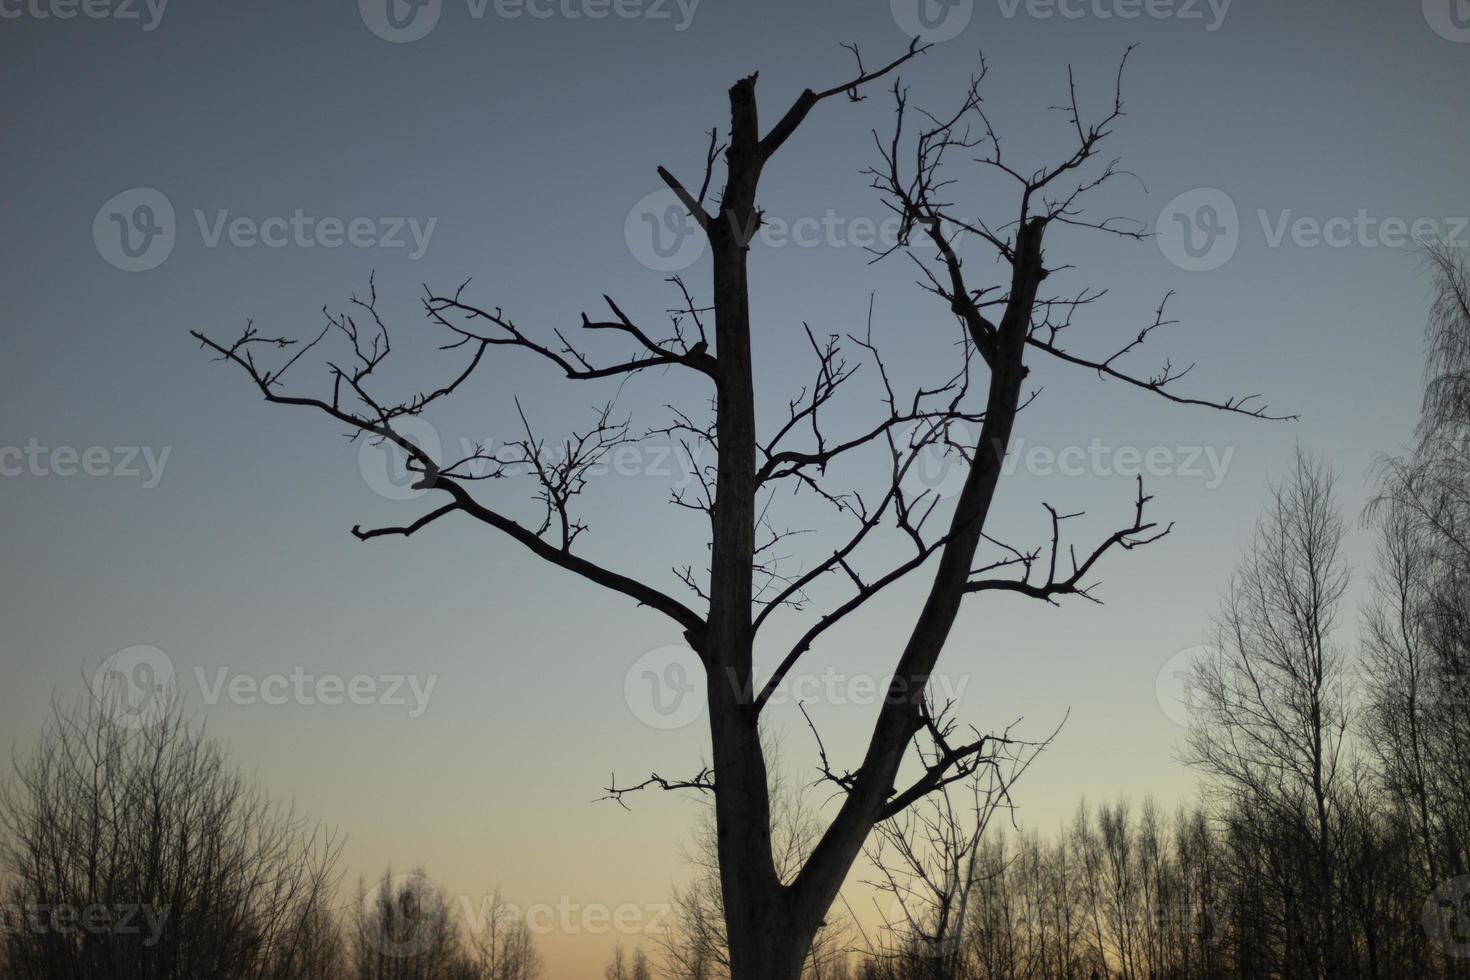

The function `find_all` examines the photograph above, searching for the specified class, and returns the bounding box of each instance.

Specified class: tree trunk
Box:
[703,74,804,980]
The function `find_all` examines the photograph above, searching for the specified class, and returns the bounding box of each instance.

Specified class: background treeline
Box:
[0,696,543,980]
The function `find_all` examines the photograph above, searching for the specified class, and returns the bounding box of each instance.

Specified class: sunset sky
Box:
[3,0,1468,975]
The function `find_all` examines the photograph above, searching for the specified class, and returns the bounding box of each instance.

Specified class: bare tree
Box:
[659,860,725,980]
[192,43,1281,980]
[352,868,478,980]
[1362,500,1442,884]
[1414,243,1470,460]
[1368,245,1470,886]
[606,944,655,980]
[272,906,348,980]
[1185,451,1350,979]
[864,709,1056,980]
[1360,245,1470,980]
[464,888,542,980]
[0,695,342,980]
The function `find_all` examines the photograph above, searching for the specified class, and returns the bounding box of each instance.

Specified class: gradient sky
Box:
[3,0,1468,975]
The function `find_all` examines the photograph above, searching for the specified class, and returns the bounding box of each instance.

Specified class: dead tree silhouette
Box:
[193,43,1285,980]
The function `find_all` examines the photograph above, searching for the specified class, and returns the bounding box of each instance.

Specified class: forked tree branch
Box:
[191,284,709,646]
[966,475,1173,603]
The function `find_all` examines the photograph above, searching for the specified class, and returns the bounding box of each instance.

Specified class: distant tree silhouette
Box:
[1185,451,1351,979]
[464,888,541,980]
[194,42,1283,980]
[1363,244,1470,980]
[352,869,473,980]
[0,696,342,980]
[604,944,654,980]
[1368,245,1470,877]
[350,869,544,980]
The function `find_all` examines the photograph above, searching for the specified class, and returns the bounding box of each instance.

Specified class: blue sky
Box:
[2,0,1467,974]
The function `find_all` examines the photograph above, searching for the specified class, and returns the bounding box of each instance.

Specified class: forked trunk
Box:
[697,67,1046,980]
